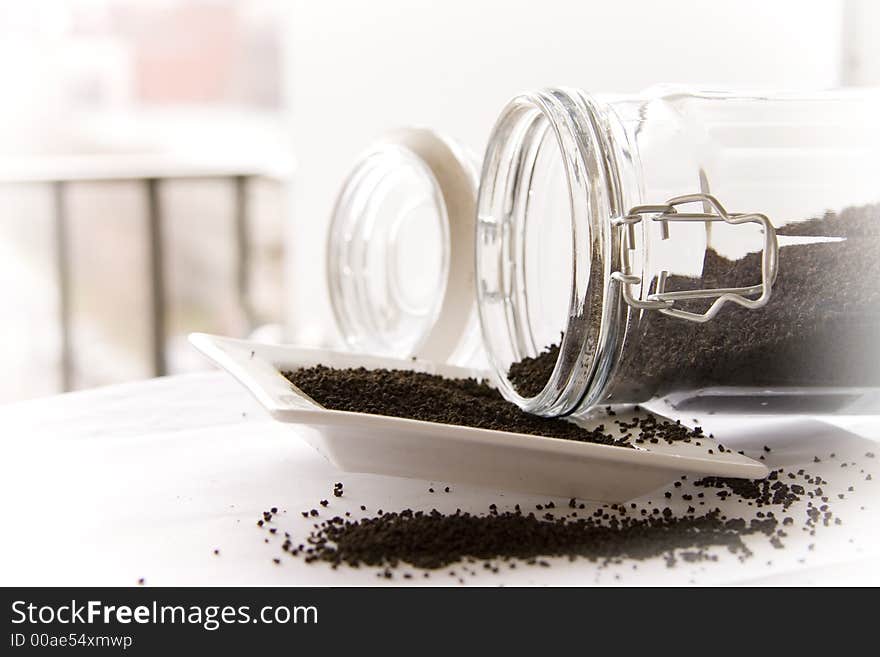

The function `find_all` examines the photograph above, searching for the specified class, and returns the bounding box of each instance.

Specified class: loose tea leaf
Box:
[254,454,873,579]
[283,365,633,447]
[289,505,765,571]
[508,343,559,399]
[508,204,880,403]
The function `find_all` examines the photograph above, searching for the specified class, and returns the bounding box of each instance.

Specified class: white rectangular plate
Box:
[189,333,768,502]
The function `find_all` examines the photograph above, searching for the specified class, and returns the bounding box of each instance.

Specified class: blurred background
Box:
[1,0,878,403]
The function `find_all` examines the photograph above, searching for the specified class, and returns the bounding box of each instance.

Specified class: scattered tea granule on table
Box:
[252,451,874,580]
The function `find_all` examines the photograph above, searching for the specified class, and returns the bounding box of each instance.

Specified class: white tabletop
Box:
[1,372,878,586]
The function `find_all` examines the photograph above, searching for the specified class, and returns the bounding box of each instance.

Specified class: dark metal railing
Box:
[3,157,289,392]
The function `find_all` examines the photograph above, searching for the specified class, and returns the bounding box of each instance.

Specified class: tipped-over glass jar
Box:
[476,86,880,416]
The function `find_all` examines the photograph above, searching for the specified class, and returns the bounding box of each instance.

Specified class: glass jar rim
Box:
[475,88,630,416]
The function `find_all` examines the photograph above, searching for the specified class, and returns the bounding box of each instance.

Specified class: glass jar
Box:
[476,86,880,416]
[326,128,484,366]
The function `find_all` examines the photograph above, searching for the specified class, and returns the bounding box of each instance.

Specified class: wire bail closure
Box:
[610,193,779,323]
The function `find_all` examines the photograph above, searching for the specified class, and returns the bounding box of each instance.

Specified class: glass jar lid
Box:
[327,128,479,362]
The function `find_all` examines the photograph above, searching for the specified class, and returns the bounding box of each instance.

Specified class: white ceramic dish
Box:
[189,333,768,501]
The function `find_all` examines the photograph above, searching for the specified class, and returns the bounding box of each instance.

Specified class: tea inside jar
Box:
[507,203,880,407]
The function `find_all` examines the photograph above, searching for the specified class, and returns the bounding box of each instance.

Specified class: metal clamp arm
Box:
[612,193,779,323]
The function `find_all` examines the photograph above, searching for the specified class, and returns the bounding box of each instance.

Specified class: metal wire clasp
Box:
[610,193,779,323]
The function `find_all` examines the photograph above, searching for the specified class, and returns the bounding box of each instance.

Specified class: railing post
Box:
[52,181,73,392]
[234,175,256,330]
[145,178,167,377]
